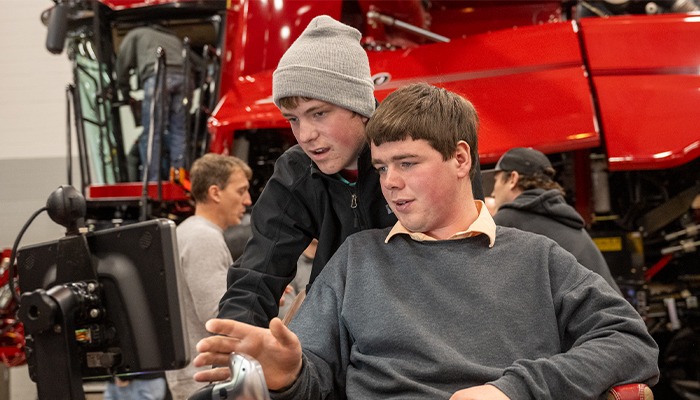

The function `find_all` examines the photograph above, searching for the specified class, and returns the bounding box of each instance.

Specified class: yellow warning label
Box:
[592,237,623,252]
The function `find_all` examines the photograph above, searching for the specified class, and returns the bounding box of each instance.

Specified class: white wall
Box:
[1,2,75,398]
[0,1,73,160]
[0,1,74,250]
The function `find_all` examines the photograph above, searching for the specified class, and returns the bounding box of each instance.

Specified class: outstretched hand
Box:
[192,318,303,390]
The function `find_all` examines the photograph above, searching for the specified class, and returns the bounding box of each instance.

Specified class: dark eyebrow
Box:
[282,104,327,119]
[305,104,329,115]
[371,153,419,165]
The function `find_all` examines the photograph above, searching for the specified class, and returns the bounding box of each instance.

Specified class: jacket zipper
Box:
[348,187,360,228]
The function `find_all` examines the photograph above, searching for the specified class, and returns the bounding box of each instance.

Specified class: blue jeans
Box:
[103,377,167,400]
[139,73,188,181]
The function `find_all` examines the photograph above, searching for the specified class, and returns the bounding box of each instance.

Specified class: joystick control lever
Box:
[188,353,271,400]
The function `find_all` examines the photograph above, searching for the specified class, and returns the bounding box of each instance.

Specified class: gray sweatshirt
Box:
[273,226,659,399]
[167,216,232,399]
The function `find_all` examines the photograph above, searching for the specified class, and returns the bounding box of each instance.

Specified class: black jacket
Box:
[217,145,396,326]
[493,188,620,293]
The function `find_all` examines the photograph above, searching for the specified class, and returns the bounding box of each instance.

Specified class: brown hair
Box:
[366,83,480,178]
[278,96,311,109]
[498,167,565,195]
[189,154,252,203]
[278,96,368,121]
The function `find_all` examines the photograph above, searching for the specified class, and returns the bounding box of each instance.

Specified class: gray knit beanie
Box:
[272,15,375,118]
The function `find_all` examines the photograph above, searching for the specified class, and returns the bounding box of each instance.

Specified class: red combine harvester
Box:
[1,0,698,397]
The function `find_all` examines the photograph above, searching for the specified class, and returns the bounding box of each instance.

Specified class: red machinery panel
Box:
[210,20,600,165]
[580,13,700,171]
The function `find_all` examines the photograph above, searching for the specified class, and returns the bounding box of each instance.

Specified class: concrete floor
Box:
[7,364,106,400]
[8,365,35,400]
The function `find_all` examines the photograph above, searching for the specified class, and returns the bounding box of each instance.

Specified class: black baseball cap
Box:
[494,147,552,175]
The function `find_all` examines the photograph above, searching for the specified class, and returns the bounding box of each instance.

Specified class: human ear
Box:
[454,140,471,178]
[508,171,520,189]
[208,185,221,203]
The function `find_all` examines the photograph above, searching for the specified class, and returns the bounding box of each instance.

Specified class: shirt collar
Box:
[385,200,496,247]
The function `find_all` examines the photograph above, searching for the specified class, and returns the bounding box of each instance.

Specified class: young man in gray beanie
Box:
[216,14,483,327]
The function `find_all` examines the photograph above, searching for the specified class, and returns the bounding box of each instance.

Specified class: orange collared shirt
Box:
[385,200,496,247]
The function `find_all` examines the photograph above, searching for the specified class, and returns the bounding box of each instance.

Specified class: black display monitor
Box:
[16,218,189,399]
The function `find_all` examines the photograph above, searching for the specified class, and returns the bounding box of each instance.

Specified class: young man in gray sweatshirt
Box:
[191,83,659,399]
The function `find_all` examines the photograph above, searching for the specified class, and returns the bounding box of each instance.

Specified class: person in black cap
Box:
[490,147,620,293]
